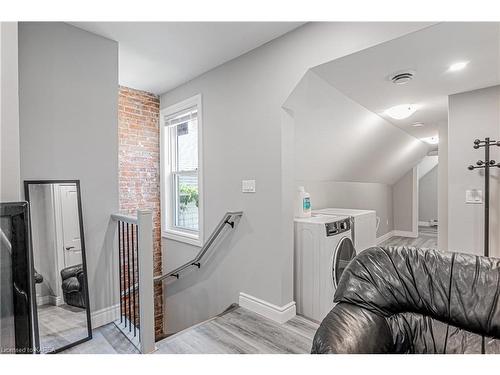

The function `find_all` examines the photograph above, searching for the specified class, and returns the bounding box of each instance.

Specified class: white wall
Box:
[448,85,500,257]
[18,22,119,315]
[298,180,393,237]
[419,165,438,223]
[438,121,449,250]
[393,167,418,235]
[0,22,21,201]
[160,22,432,333]
[0,20,17,337]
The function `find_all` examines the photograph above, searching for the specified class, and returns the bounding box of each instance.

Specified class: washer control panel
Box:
[325,218,351,237]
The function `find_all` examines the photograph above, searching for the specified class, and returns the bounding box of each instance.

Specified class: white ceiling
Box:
[69,22,304,95]
[313,22,500,140]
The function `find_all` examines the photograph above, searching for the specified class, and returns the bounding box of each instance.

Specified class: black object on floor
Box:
[311,246,500,354]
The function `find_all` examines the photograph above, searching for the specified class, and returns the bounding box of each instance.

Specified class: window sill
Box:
[162,229,202,247]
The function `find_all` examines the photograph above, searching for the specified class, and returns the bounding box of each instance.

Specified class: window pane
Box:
[176,117,198,171]
[175,174,199,231]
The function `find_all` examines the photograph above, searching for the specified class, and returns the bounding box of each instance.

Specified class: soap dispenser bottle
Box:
[296,186,311,218]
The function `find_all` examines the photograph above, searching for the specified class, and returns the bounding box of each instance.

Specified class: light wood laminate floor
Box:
[61,322,139,354]
[62,307,319,354]
[155,307,319,354]
[38,304,88,353]
[379,226,438,249]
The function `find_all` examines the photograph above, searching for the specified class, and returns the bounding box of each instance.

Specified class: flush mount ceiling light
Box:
[384,104,419,120]
[422,136,439,145]
[411,122,424,127]
[448,61,469,72]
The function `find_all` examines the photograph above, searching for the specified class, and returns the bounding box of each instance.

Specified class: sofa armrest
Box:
[60,264,83,280]
[77,271,86,291]
[311,302,394,354]
[62,277,80,293]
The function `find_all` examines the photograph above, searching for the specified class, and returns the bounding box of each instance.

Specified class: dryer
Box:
[313,208,377,252]
[294,215,356,322]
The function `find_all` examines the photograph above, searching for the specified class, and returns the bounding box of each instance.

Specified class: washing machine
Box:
[294,215,356,322]
[313,208,377,252]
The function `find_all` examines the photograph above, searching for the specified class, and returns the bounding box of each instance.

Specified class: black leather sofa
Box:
[61,264,86,309]
[312,246,500,354]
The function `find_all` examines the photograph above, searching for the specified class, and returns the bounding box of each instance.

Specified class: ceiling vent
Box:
[389,70,415,85]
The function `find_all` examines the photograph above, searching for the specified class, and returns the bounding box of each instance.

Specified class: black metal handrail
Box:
[154,211,243,283]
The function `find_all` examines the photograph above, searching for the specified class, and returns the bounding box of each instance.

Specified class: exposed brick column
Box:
[118,86,163,339]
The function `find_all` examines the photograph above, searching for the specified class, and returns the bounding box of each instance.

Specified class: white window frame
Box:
[160,94,204,247]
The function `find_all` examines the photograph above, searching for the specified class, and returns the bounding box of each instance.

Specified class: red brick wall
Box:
[118,86,163,339]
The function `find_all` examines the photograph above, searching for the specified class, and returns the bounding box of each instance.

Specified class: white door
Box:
[59,185,82,267]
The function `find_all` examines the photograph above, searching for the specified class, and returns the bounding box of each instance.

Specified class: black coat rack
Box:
[467,137,500,258]
[467,137,500,354]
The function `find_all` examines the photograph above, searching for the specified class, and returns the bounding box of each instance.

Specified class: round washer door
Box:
[332,237,356,288]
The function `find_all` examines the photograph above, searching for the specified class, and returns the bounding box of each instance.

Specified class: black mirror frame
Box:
[23,179,92,354]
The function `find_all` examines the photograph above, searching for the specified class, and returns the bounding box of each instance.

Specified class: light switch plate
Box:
[465,189,483,204]
[242,180,256,193]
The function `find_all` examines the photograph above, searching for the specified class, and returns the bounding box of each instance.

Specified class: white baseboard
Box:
[37,295,62,306]
[50,295,63,306]
[239,292,296,324]
[376,231,395,245]
[376,229,419,245]
[91,304,120,328]
[37,295,50,306]
[393,230,418,238]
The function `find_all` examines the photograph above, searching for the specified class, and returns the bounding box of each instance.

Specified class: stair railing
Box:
[111,210,155,354]
[154,211,243,283]
[110,210,242,353]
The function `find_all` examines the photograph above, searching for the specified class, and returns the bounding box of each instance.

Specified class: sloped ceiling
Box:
[418,155,439,180]
[285,70,429,185]
[312,22,500,140]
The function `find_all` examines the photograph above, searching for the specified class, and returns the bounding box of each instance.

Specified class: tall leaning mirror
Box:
[24,180,91,353]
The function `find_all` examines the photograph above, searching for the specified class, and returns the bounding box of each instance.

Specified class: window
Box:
[161,94,203,246]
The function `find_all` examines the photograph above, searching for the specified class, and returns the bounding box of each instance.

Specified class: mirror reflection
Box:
[26,181,91,353]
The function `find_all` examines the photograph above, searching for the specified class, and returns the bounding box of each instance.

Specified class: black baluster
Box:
[131,223,136,337]
[136,224,141,339]
[127,223,131,332]
[121,221,127,328]
[118,221,123,323]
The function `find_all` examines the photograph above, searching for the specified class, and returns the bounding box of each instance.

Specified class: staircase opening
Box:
[118,86,164,340]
